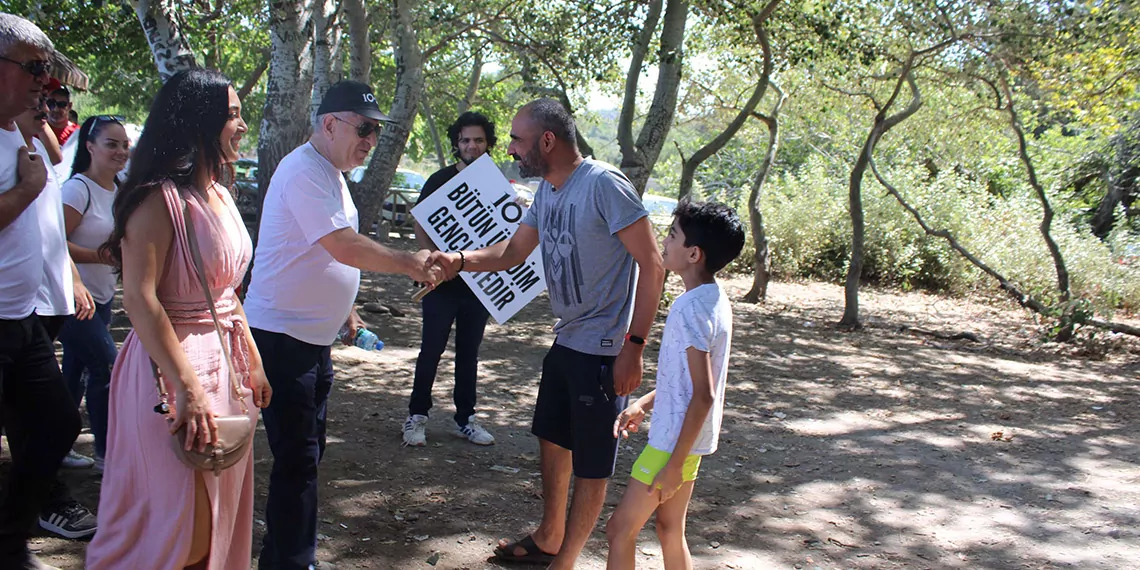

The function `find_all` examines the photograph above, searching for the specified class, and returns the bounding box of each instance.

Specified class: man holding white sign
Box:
[430,98,665,569]
[403,111,499,447]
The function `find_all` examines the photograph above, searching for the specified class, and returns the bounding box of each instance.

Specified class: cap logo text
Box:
[362,93,376,103]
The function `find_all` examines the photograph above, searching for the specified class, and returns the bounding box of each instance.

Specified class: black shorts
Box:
[531,343,627,479]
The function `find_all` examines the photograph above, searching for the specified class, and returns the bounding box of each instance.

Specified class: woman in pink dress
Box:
[87,68,273,570]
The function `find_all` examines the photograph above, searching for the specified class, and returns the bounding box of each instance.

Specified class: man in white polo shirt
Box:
[245,80,440,570]
[0,14,83,570]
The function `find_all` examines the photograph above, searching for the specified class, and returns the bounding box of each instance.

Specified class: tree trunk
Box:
[354,0,423,239]
[874,157,1140,339]
[619,0,688,195]
[743,84,786,303]
[310,0,339,126]
[839,59,921,329]
[132,0,197,81]
[617,0,663,187]
[676,4,778,201]
[345,0,370,83]
[257,0,314,227]
[1091,168,1125,238]
[997,69,1073,339]
[457,43,483,115]
[422,97,447,168]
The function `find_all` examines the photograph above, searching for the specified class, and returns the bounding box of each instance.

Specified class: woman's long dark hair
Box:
[70,115,124,178]
[101,68,234,268]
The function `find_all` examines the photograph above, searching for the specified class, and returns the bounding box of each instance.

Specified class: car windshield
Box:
[644,195,677,216]
[393,171,426,189]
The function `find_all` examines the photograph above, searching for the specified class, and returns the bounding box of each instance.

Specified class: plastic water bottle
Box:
[338,325,384,351]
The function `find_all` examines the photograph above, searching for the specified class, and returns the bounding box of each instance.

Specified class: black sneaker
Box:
[38,500,97,539]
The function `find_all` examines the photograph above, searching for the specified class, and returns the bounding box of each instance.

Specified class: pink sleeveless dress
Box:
[87,181,257,570]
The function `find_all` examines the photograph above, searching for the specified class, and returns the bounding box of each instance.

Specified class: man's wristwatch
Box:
[625,333,645,345]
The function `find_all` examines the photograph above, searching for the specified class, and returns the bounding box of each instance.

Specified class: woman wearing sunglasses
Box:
[86,68,271,570]
[56,115,130,472]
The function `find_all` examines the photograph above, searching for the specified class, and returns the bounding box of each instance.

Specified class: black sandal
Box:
[493,534,557,564]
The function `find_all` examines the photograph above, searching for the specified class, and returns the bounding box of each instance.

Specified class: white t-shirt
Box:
[54,134,77,182]
[244,142,361,346]
[0,126,44,320]
[33,138,74,316]
[61,173,117,304]
[647,283,733,456]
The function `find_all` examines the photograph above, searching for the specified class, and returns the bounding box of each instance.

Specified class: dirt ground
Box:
[21,235,1140,569]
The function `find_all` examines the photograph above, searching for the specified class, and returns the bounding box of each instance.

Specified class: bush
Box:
[741,155,1140,312]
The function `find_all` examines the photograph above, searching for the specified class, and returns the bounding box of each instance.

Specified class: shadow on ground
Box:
[20,236,1140,569]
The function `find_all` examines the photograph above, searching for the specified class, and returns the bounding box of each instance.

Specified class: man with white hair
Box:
[0,12,84,570]
[245,79,441,570]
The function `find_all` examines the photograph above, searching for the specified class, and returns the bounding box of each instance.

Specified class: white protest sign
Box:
[411,154,546,324]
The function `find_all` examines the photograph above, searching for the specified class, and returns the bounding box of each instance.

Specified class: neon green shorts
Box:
[630,445,702,486]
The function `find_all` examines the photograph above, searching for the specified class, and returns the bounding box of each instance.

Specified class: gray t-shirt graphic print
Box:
[521,159,648,356]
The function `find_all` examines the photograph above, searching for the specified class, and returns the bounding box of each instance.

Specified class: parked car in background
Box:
[348,167,427,226]
[509,179,534,207]
[643,193,679,232]
[232,157,260,228]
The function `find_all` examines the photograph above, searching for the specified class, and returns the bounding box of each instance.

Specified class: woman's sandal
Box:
[492,534,557,564]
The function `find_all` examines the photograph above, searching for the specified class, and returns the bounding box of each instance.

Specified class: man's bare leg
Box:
[548,476,608,570]
[498,438,571,556]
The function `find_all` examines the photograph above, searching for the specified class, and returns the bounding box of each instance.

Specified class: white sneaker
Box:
[402,414,428,447]
[454,415,495,446]
[60,450,93,469]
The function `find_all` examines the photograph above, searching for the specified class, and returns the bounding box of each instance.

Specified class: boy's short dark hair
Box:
[672,199,746,275]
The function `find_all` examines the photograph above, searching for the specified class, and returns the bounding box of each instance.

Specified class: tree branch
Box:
[617,0,664,164]
[237,48,270,100]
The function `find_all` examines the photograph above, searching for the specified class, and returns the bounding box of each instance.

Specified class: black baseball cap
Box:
[316,80,392,122]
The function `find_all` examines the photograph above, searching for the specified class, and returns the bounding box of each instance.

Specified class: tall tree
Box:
[743,82,785,302]
[838,55,922,329]
[617,0,689,195]
[257,0,314,225]
[309,0,341,124]
[354,0,425,237]
[676,0,781,200]
[344,0,371,83]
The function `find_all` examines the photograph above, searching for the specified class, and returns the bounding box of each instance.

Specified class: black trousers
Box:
[0,314,81,559]
[254,328,333,570]
[409,283,490,425]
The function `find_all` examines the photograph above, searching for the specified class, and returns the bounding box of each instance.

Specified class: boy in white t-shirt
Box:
[605,200,745,570]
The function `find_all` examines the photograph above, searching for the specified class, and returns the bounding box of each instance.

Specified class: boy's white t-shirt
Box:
[60,173,117,304]
[0,126,43,319]
[647,283,733,456]
[33,138,74,316]
[243,142,361,346]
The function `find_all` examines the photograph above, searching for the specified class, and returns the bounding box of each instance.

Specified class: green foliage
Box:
[13,0,269,152]
[751,154,1140,312]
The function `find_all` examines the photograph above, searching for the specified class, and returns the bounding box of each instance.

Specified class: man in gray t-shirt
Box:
[522,158,647,354]
[432,99,665,569]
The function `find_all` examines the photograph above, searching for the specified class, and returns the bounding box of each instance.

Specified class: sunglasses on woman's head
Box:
[83,115,125,137]
[332,115,382,139]
[0,56,52,78]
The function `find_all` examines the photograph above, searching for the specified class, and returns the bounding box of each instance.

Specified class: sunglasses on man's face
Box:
[0,56,52,78]
[333,116,382,139]
[45,99,70,110]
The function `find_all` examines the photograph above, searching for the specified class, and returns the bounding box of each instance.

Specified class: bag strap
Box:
[152,185,248,416]
[74,176,93,216]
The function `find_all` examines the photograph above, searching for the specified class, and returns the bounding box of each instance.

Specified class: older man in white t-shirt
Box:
[245,80,440,570]
[0,14,84,570]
